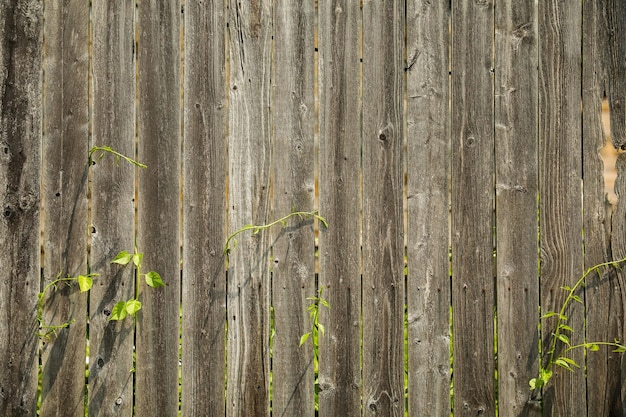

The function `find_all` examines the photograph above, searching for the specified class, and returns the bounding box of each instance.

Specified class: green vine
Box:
[530,256,626,391]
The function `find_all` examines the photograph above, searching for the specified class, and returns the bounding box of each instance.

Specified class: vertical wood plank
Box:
[182,0,227,415]
[270,1,316,416]
[494,2,541,416]
[136,1,181,415]
[0,1,42,415]
[89,1,136,415]
[538,1,585,415]
[361,0,405,415]
[584,1,626,415]
[40,1,89,415]
[317,0,362,415]
[226,1,272,415]
[405,1,451,416]
[450,1,496,416]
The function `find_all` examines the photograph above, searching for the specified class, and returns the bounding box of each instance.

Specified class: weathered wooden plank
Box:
[405,1,451,416]
[226,1,272,415]
[40,1,89,415]
[450,1,496,416]
[270,1,316,416]
[182,0,227,415]
[493,2,541,416]
[0,1,42,415]
[538,1,585,415]
[136,1,181,415]
[361,1,405,415]
[316,0,362,415]
[584,1,626,416]
[89,1,136,415]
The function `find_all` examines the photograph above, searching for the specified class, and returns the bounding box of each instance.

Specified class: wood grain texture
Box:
[582,1,626,416]
[494,2,541,416]
[405,1,451,415]
[226,1,272,415]
[450,1,496,415]
[182,0,227,415]
[317,1,362,415]
[0,1,42,415]
[538,1,585,415]
[362,1,405,415]
[136,1,181,415]
[270,1,316,416]
[89,1,136,415]
[40,1,89,415]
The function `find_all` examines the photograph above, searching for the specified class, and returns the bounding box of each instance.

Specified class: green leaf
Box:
[145,271,165,288]
[554,358,574,371]
[613,345,626,353]
[529,378,539,390]
[586,343,600,351]
[558,324,574,333]
[111,251,132,265]
[571,294,583,304]
[132,252,143,268]
[558,356,580,368]
[110,301,128,321]
[541,311,558,319]
[78,275,93,292]
[556,333,570,345]
[126,299,142,316]
[318,323,325,336]
[561,286,571,291]
[299,332,310,347]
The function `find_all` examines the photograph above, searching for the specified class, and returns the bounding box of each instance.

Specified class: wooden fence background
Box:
[1,1,626,416]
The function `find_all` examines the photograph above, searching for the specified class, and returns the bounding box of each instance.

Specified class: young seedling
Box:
[37,272,97,340]
[109,247,166,321]
[299,286,329,347]
[224,210,328,255]
[530,256,626,391]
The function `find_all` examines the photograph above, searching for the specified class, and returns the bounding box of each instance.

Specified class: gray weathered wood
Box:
[361,1,405,415]
[584,1,626,416]
[226,1,272,415]
[494,2,541,416]
[136,1,181,415]
[40,1,89,415]
[405,1,451,416]
[450,1,496,416]
[317,0,362,415]
[182,0,227,415]
[538,1,585,415]
[0,1,42,415]
[270,1,316,416]
[89,1,136,415]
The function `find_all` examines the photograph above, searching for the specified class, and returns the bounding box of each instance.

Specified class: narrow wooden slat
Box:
[584,1,626,415]
[317,1,362,415]
[493,2,541,416]
[405,1,451,416]
[226,1,272,415]
[182,0,227,415]
[361,1,405,415]
[270,1,316,416]
[136,1,181,415]
[0,1,42,415]
[538,1,585,415]
[89,1,136,415]
[40,1,89,415]
[450,1,496,415]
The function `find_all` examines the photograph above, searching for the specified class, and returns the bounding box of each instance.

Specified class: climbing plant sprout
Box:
[530,256,626,392]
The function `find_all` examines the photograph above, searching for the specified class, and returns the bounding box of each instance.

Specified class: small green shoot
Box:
[224,210,328,255]
[530,256,626,391]
[89,145,147,169]
[109,247,165,321]
[299,286,330,347]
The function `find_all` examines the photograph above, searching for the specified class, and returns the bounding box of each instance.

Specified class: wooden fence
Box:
[1,1,626,416]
